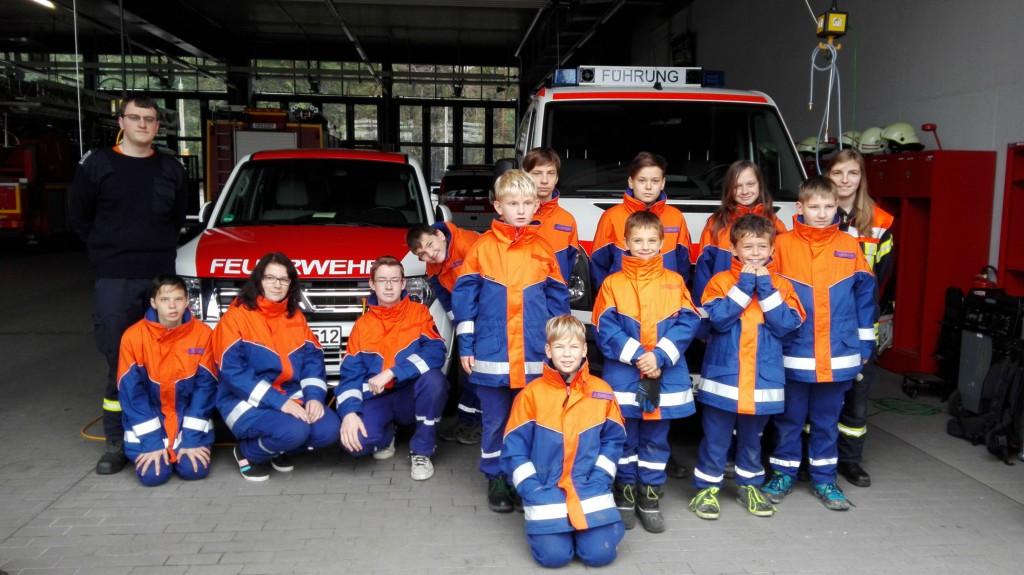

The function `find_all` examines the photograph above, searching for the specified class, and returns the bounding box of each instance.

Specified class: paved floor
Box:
[2,245,1024,574]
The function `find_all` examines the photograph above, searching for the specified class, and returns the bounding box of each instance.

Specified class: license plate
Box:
[311,326,343,349]
[465,205,484,212]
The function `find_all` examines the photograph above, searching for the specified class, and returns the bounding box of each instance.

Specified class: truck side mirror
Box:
[493,158,517,187]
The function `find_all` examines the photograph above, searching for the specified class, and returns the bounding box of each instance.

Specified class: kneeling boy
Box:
[337,256,449,481]
[690,214,805,519]
[117,275,217,486]
[502,315,626,568]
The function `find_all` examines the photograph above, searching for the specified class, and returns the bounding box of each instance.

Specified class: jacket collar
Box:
[142,307,195,340]
[535,190,561,219]
[540,359,591,392]
[489,217,540,243]
[620,253,664,281]
[791,215,841,246]
[365,294,412,321]
[257,295,290,318]
[622,189,667,214]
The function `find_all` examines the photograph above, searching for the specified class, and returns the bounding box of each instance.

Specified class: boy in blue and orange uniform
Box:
[523,147,580,284]
[761,177,876,511]
[592,210,701,533]
[452,169,570,513]
[689,215,805,519]
[337,256,449,481]
[590,151,692,291]
[407,222,482,445]
[503,315,626,568]
[117,275,217,486]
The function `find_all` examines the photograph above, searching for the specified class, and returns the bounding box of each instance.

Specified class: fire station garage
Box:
[2,1,1023,573]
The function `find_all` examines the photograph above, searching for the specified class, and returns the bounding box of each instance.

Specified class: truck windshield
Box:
[542,100,803,201]
[216,158,426,227]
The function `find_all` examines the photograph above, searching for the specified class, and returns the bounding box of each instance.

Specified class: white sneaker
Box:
[410,454,434,480]
[373,436,396,460]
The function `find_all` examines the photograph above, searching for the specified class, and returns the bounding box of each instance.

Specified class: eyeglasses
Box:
[373,278,403,286]
[122,114,159,125]
[262,274,291,286]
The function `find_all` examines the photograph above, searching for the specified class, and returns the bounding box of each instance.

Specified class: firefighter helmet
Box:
[858,127,886,155]
[881,121,925,152]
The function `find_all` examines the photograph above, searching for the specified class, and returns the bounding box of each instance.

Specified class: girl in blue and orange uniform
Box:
[828,148,895,488]
[592,210,701,533]
[692,161,787,321]
[503,315,626,568]
[117,275,217,487]
[689,215,805,519]
[212,252,341,482]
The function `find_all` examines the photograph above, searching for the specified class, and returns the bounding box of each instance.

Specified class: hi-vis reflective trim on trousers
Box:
[783,354,861,371]
[473,360,544,375]
[734,465,765,479]
[838,422,867,437]
[809,456,838,466]
[638,459,667,470]
[699,378,784,403]
[524,493,616,522]
[124,431,181,451]
[415,415,441,426]
[102,398,122,412]
[694,466,723,484]
[614,389,694,408]
[769,456,800,469]
[513,461,537,487]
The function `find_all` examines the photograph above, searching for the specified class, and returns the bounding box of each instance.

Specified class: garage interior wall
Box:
[632,0,1024,264]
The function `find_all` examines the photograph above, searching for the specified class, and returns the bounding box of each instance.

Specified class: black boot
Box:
[96,438,127,475]
[612,481,636,529]
[837,462,871,487]
[636,483,666,533]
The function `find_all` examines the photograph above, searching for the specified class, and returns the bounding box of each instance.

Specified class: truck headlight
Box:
[184,277,203,319]
[569,250,593,309]
[405,275,435,307]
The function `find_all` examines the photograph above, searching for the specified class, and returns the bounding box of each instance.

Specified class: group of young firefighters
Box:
[77,98,892,568]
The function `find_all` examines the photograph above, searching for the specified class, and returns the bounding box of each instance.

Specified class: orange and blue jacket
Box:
[117,308,217,461]
[592,254,701,420]
[212,296,328,435]
[699,259,805,415]
[452,218,570,389]
[335,295,446,417]
[426,221,479,318]
[838,205,895,301]
[692,204,788,314]
[589,190,692,291]
[502,361,626,535]
[773,216,876,383]
[535,190,581,284]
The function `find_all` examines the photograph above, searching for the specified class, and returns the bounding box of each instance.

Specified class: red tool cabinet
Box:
[866,150,996,374]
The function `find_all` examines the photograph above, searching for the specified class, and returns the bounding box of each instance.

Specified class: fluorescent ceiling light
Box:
[29,0,57,9]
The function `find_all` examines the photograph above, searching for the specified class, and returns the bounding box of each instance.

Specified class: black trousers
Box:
[93,277,152,439]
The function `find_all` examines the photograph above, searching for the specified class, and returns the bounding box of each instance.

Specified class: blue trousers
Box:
[617,418,671,486]
[455,379,482,426]
[694,405,770,488]
[477,385,519,480]
[771,379,852,485]
[238,407,341,464]
[527,522,625,568]
[136,455,209,487]
[341,369,448,457]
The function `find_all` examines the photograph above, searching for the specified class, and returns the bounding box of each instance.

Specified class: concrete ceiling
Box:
[2,0,681,91]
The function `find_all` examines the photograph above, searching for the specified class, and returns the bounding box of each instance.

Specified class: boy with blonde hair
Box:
[592,210,701,533]
[761,176,875,511]
[503,315,626,568]
[452,169,570,512]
